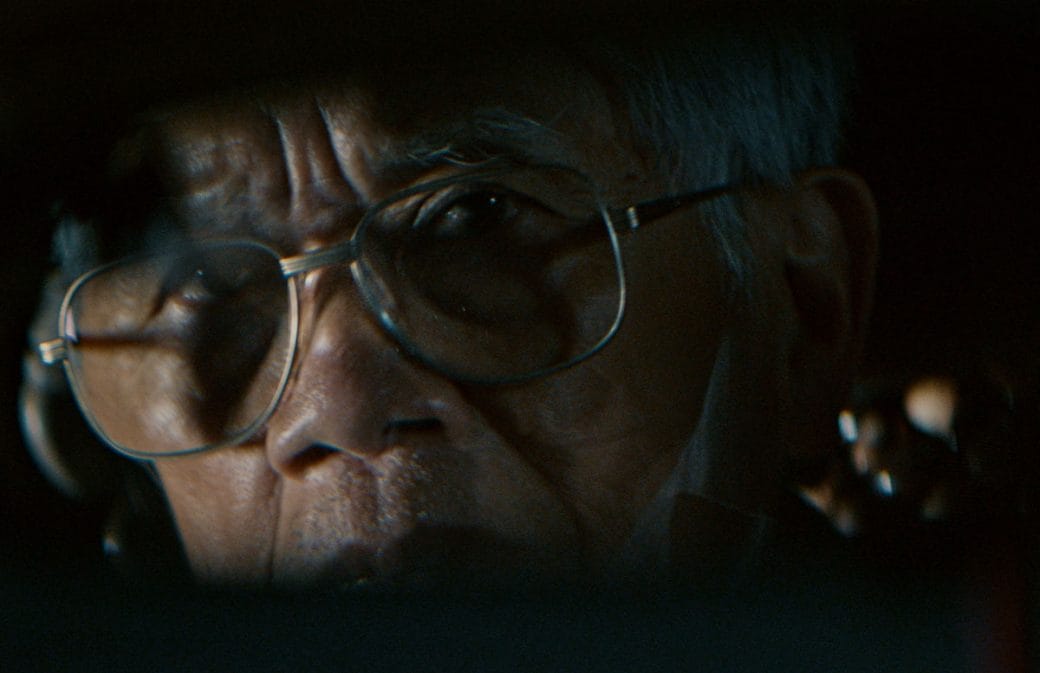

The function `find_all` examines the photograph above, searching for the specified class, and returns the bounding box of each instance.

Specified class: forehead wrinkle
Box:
[155,97,373,248]
[262,99,371,242]
[315,97,367,202]
[154,104,292,241]
[132,64,619,248]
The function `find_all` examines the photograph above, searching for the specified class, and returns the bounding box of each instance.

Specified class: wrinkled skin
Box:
[93,47,875,587]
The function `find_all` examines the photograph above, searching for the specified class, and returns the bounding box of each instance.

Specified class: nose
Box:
[262,266,447,478]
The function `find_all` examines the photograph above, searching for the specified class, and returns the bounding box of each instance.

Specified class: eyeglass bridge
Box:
[279,240,361,277]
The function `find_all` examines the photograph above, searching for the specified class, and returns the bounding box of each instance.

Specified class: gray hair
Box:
[589,10,853,283]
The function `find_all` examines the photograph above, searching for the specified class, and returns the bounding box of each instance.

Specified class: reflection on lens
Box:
[64,242,293,456]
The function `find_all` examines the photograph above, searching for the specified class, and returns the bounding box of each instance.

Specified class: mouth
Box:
[263,443,582,591]
[311,526,570,592]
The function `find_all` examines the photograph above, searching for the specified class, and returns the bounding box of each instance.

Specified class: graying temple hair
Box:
[589,10,853,282]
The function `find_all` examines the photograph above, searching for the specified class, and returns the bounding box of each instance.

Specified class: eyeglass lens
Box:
[61,167,622,456]
[357,166,621,381]
[64,242,294,455]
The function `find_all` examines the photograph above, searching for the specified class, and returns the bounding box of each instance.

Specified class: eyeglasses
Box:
[37,163,731,458]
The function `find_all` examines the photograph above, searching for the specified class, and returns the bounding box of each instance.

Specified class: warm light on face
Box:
[37,57,736,587]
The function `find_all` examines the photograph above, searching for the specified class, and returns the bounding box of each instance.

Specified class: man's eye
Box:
[417,191,518,241]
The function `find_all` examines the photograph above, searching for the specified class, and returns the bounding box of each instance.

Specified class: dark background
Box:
[0,2,1036,670]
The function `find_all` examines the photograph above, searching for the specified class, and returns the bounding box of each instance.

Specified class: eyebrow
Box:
[385,108,579,173]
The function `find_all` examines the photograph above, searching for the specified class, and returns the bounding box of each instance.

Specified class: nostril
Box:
[272,419,445,478]
[286,444,339,475]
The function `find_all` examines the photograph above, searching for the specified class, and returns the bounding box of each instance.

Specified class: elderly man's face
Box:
[111,47,738,586]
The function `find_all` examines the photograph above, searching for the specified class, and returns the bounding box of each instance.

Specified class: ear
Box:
[19,273,122,499]
[781,168,879,468]
[785,169,878,358]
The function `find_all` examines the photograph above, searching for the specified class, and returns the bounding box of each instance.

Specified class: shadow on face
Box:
[82,48,736,588]
[20,6,881,592]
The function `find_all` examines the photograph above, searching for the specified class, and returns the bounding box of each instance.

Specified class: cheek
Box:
[155,450,279,583]
[423,431,586,552]
[506,223,727,448]
[463,362,692,558]
[79,351,218,453]
[614,227,729,427]
[459,222,729,540]
[155,422,586,584]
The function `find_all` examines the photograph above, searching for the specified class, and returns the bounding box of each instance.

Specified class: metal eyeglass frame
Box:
[37,163,733,458]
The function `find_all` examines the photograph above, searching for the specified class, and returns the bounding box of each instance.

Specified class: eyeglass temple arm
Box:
[610,183,734,233]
